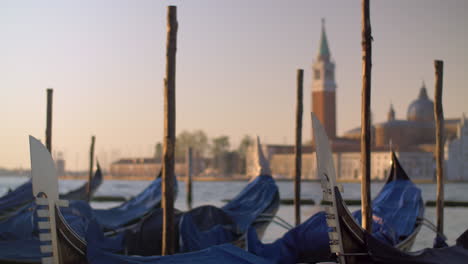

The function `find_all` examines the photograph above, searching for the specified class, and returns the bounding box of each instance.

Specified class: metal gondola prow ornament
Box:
[250,136,272,181]
[29,136,69,264]
[311,114,345,264]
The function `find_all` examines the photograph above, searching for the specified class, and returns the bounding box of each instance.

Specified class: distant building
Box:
[312,19,337,139]
[446,115,468,181]
[110,158,164,178]
[246,19,467,181]
[110,156,206,178]
[214,152,243,177]
[247,144,435,181]
[343,84,460,147]
[55,152,65,177]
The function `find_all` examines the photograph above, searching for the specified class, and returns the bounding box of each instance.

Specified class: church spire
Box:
[318,18,330,61]
[388,103,396,121]
[312,18,337,139]
[419,80,428,99]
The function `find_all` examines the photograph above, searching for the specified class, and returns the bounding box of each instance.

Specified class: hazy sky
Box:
[1,0,467,170]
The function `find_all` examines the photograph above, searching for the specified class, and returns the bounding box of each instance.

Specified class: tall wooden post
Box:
[45,88,53,152]
[294,69,303,226]
[186,147,193,209]
[87,136,96,201]
[434,60,444,235]
[360,0,373,232]
[162,5,178,256]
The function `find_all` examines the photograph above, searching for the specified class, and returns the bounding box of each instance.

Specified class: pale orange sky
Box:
[1,0,467,170]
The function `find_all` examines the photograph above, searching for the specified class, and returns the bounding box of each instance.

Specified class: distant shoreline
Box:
[55,175,467,184]
[1,174,465,184]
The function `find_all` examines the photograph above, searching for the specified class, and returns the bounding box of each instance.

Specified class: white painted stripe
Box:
[36,198,49,205]
[38,221,51,229]
[39,233,52,241]
[57,199,69,207]
[326,218,337,227]
[40,245,53,253]
[323,192,332,201]
[330,244,341,253]
[37,209,50,218]
[326,213,336,220]
[328,232,339,240]
[41,257,54,264]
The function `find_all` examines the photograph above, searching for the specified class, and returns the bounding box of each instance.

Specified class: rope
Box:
[256,213,294,230]
[417,217,447,240]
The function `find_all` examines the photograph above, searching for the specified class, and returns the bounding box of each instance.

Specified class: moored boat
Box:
[313,113,468,264]
[0,164,103,220]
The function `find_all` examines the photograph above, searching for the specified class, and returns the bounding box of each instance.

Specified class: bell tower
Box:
[312,19,337,139]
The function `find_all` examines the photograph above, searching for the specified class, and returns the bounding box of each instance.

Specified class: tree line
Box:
[154,130,254,174]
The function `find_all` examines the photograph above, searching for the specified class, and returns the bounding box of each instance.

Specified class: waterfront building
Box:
[446,114,468,181]
[110,157,204,178]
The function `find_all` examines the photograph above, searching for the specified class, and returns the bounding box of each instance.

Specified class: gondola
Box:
[313,114,468,264]
[245,116,424,263]
[92,169,166,231]
[324,179,468,264]
[0,168,166,250]
[0,164,165,243]
[59,162,103,201]
[176,137,279,253]
[0,181,32,218]
[124,169,279,256]
[351,150,424,252]
[0,163,103,220]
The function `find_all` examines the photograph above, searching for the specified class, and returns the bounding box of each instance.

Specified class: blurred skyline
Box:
[1,0,467,170]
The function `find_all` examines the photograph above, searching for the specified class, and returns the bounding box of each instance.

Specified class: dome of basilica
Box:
[407,83,434,122]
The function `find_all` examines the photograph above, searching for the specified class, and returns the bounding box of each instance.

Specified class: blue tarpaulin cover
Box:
[0,167,104,241]
[178,206,237,253]
[0,199,120,262]
[123,175,278,255]
[0,167,103,215]
[93,177,169,230]
[353,179,424,245]
[0,180,32,213]
[0,202,36,240]
[87,220,272,264]
[222,175,278,232]
[0,239,42,261]
[247,178,423,263]
[178,175,278,252]
[89,243,272,264]
[0,175,171,262]
[0,199,97,241]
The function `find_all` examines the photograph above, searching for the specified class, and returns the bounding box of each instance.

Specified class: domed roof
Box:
[407,83,434,122]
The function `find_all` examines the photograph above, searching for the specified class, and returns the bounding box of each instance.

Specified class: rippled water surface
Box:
[1,177,467,250]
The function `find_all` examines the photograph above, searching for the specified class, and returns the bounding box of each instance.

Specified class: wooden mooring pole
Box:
[294,69,303,226]
[45,88,53,152]
[434,60,445,235]
[360,0,373,233]
[186,147,193,210]
[162,5,178,256]
[87,135,96,201]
